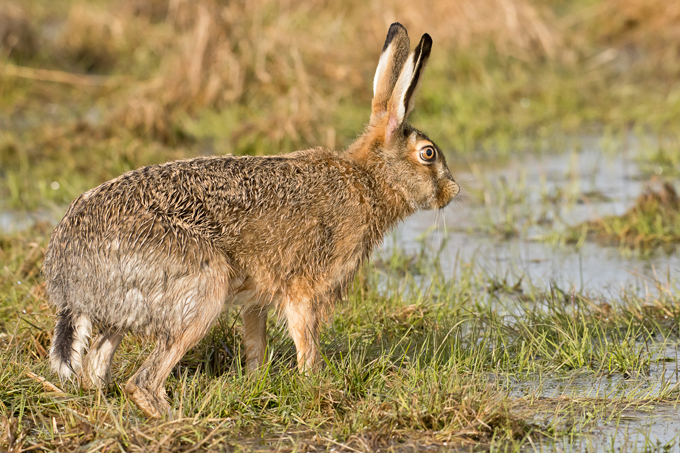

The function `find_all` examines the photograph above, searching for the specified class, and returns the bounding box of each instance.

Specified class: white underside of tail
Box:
[50,315,92,380]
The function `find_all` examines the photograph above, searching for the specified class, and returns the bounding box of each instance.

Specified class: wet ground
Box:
[396,141,680,294]
[392,141,680,451]
[2,141,679,451]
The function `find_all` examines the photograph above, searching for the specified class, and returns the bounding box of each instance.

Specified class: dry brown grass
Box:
[595,0,680,48]
[575,0,680,80]
[384,0,562,59]
[0,3,37,62]
[56,4,128,73]
[5,0,558,145]
[117,0,348,145]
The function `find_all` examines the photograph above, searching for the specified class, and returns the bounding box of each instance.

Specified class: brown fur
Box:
[44,23,459,418]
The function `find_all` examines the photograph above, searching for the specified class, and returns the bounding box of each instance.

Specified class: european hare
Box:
[44,23,459,418]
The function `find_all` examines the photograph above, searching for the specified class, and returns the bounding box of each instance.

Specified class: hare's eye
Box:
[418,146,437,164]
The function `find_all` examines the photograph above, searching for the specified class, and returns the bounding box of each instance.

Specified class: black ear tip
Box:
[420,33,433,55]
[383,23,408,51]
[389,23,407,33]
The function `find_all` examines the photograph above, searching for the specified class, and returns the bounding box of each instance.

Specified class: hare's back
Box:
[46,151,372,265]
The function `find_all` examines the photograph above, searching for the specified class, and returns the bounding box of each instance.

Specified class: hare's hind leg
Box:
[124,338,177,418]
[125,275,228,418]
[283,299,319,373]
[242,306,268,371]
[82,330,124,390]
[125,322,223,418]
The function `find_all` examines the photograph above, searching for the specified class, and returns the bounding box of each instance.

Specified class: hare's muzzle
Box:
[436,175,460,209]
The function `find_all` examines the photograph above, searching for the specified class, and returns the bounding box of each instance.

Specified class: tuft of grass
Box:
[575,181,680,250]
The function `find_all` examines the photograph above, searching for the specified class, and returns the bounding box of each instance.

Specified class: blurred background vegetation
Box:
[1,0,679,209]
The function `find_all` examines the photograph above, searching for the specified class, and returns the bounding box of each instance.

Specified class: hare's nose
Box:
[451,178,460,198]
[449,179,460,199]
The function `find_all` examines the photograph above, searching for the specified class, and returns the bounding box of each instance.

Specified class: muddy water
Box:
[394,145,680,293]
[549,410,680,452]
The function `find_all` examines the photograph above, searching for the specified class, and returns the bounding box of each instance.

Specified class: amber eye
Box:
[418,146,437,163]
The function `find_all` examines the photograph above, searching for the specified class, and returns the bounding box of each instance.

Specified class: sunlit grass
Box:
[1,226,680,450]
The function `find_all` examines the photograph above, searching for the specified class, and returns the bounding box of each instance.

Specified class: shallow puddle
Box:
[545,408,680,452]
[0,209,54,235]
[504,343,680,451]
[395,142,680,293]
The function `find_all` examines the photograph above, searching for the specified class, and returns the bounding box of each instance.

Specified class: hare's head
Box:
[349,23,459,211]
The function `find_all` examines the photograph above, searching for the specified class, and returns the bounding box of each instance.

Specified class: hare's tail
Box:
[49,308,92,380]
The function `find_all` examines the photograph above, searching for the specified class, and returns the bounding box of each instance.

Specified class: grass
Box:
[570,181,680,251]
[2,225,680,451]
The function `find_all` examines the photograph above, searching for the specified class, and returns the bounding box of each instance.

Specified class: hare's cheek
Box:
[420,179,441,210]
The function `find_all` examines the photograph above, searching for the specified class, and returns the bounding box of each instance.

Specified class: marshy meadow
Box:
[2,0,680,451]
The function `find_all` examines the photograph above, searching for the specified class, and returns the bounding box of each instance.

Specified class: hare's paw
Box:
[80,372,103,391]
[125,382,172,419]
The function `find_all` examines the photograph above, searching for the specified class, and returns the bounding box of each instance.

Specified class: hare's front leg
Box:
[283,300,319,372]
[242,307,268,371]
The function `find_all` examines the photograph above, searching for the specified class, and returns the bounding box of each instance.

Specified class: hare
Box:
[43,23,459,418]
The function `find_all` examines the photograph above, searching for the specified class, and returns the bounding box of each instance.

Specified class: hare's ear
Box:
[370,23,411,125]
[385,33,432,142]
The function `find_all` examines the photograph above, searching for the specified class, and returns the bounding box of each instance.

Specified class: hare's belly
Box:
[224,251,364,312]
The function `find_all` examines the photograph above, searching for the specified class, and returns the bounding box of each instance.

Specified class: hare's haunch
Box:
[44,23,459,418]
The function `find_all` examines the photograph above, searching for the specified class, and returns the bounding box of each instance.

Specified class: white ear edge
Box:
[404,70,423,118]
[373,44,395,97]
[390,53,415,125]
